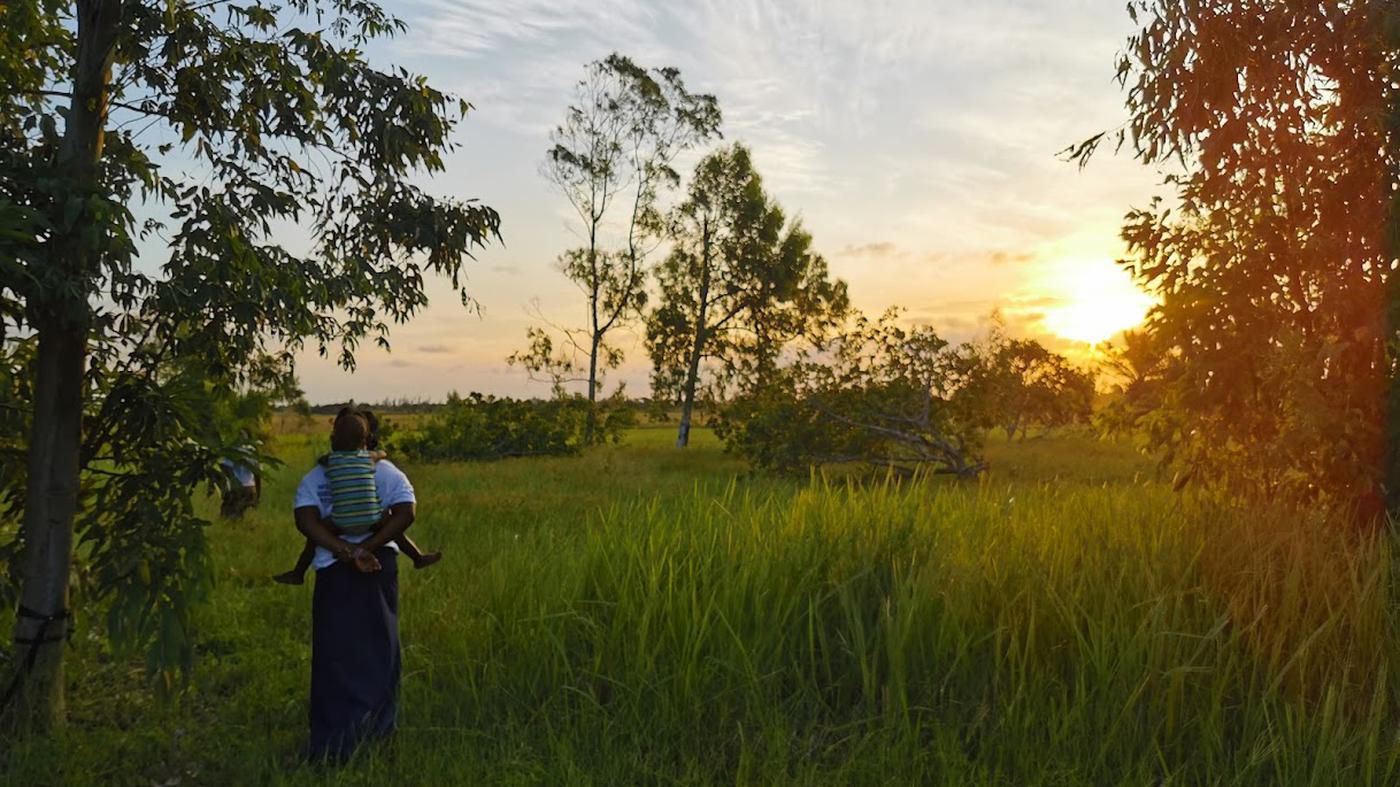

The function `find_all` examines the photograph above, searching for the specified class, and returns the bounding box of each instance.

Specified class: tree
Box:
[961,323,1096,440]
[1383,7,1400,512]
[717,309,986,477]
[646,144,849,448]
[1070,1,1398,518]
[0,1,498,730]
[510,54,721,442]
[1094,328,1175,440]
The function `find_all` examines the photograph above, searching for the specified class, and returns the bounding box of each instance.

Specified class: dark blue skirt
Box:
[306,547,400,763]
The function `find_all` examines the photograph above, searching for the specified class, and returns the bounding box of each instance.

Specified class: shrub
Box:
[391,392,628,462]
[716,310,986,477]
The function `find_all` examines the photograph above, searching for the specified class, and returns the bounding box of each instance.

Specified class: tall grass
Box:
[2,430,1397,785]
[442,479,1398,784]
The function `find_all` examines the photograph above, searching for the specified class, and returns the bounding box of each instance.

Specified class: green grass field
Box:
[4,428,1400,785]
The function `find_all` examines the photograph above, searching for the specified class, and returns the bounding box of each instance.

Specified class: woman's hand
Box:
[331,540,355,563]
[349,546,382,573]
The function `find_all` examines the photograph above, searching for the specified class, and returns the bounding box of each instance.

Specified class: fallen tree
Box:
[716,310,986,477]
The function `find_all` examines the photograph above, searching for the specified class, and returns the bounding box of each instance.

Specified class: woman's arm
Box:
[357,502,416,554]
[294,506,355,562]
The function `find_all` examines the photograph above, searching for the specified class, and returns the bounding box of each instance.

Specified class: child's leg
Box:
[274,538,317,585]
[293,538,316,572]
[394,532,424,562]
[394,532,441,569]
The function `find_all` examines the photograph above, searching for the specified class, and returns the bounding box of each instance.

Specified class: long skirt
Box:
[306,547,400,763]
[220,484,258,519]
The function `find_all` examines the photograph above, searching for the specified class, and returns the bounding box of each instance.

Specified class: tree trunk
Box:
[585,332,600,444]
[676,330,705,449]
[676,219,712,449]
[7,323,86,731]
[5,0,121,733]
[582,207,602,444]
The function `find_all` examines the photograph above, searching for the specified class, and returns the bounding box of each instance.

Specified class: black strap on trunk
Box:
[0,605,71,713]
[13,605,69,645]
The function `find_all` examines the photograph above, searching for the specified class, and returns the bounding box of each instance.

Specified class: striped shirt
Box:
[324,450,382,534]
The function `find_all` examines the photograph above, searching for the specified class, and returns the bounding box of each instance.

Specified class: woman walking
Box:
[291,408,417,763]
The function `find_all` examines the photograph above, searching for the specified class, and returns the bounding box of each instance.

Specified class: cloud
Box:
[837,241,902,258]
[417,344,455,354]
[286,1,1159,404]
[393,0,668,136]
[990,251,1037,265]
[905,298,995,322]
[389,359,414,368]
[1005,293,1065,309]
[399,0,658,61]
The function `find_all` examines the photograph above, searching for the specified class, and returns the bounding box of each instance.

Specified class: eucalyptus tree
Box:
[1071,0,1398,519]
[0,0,498,729]
[511,53,720,442]
[646,144,848,448]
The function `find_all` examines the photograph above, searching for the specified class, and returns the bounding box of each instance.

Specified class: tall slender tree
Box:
[0,1,498,730]
[511,54,720,442]
[647,144,848,448]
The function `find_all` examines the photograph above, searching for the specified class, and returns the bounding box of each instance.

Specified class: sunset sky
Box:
[293,0,1164,403]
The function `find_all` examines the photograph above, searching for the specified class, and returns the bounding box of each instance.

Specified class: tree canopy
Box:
[717,309,986,478]
[1073,0,1399,517]
[646,143,848,448]
[960,321,1096,440]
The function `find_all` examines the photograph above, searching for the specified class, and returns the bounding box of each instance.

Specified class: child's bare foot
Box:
[413,552,442,570]
[273,570,306,585]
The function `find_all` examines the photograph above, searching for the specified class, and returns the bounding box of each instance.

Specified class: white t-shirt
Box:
[220,458,258,488]
[293,459,417,571]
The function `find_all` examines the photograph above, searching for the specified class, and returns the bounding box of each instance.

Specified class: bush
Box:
[391,392,628,462]
[716,311,986,477]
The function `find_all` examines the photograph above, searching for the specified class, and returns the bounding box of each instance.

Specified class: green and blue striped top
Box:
[324,450,381,534]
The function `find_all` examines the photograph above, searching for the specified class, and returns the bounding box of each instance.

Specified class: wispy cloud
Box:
[837,241,903,258]
[990,251,1036,265]
[400,0,659,60]
[292,2,1158,401]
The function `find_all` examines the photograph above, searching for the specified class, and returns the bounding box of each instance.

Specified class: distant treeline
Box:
[303,397,677,418]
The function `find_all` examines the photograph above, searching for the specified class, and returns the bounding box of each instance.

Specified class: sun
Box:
[1038,258,1154,345]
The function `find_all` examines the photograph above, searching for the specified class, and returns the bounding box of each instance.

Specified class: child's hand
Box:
[369,450,388,462]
